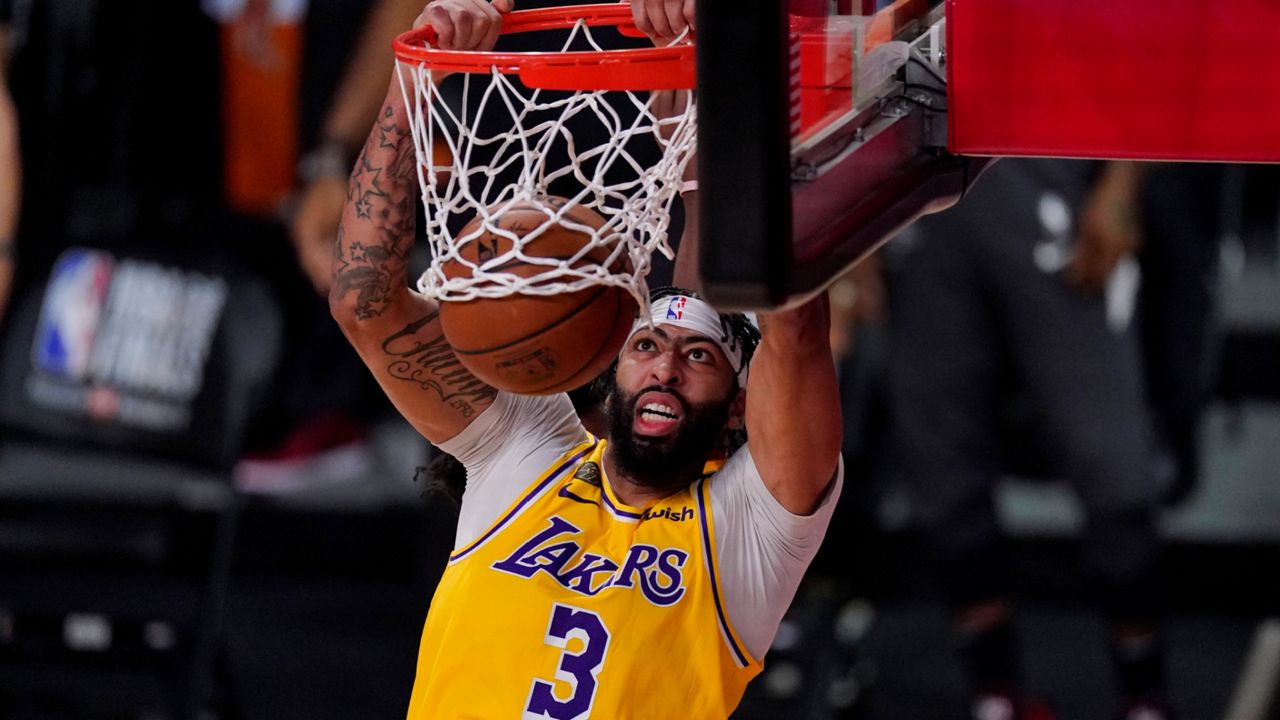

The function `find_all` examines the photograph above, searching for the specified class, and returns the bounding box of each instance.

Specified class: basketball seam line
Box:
[520,290,627,394]
[451,285,614,356]
[479,253,600,275]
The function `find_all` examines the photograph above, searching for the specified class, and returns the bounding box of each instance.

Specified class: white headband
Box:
[627,295,751,384]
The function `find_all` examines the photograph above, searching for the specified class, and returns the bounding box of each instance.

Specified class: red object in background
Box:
[791,0,929,138]
[947,0,1280,162]
[219,4,302,215]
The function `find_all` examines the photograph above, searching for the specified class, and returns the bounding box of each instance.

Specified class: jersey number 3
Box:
[524,603,610,720]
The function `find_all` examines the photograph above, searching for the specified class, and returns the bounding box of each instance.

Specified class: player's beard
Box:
[606,383,734,490]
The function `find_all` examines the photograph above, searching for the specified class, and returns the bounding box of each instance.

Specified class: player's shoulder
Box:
[705,444,760,497]
[440,390,584,465]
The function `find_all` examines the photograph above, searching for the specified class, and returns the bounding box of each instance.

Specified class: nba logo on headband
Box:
[632,294,751,385]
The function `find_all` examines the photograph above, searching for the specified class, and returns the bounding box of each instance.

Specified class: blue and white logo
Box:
[32,249,114,381]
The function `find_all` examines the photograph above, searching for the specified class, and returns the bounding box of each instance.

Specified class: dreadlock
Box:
[416,452,467,510]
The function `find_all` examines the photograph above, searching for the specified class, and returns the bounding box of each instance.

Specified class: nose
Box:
[649,348,683,386]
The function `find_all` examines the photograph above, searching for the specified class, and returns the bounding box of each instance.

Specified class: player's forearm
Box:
[330,80,420,327]
[359,303,500,442]
[746,295,842,514]
[329,80,499,442]
[672,189,700,291]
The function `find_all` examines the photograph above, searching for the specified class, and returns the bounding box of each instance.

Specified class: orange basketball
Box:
[422,140,453,188]
[439,197,637,395]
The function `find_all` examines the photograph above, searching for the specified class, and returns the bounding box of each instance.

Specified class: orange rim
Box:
[393,3,695,90]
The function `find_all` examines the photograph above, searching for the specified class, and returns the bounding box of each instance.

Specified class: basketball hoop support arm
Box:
[696,8,991,310]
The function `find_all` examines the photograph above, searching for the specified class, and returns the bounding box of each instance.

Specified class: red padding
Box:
[947,0,1280,162]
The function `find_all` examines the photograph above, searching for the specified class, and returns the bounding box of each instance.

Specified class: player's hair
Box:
[417,454,467,509]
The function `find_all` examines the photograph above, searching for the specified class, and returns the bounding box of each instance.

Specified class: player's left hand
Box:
[416,0,514,52]
[630,0,695,43]
[1067,161,1147,292]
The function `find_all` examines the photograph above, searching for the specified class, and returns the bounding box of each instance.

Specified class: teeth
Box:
[640,403,677,419]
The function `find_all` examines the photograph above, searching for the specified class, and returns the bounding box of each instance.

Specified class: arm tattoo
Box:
[333,104,420,320]
[382,311,498,418]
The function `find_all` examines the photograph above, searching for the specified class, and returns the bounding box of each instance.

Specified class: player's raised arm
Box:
[745,297,842,515]
[671,161,840,513]
[667,90,838,514]
[329,0,511,444]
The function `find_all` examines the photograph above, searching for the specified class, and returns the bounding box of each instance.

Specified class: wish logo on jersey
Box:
[492,516,688,606]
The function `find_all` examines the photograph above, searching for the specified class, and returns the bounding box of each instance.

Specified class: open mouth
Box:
[633,392,684,437]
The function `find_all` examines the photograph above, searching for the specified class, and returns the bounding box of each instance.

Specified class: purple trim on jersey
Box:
[602,487,644,520]
[450,442,598,563]
[695,478,751,668]
[557,487,599,506]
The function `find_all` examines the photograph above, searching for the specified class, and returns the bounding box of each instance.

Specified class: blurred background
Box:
[1,1,1278,719]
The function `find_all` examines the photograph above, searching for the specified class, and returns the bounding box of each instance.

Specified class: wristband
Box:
[678,180,698,195]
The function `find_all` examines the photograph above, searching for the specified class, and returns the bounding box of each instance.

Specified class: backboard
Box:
[695,0,986,310]
[695,0,1280,310]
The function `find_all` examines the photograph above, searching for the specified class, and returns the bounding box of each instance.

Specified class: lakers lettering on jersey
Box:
[407,439,761,719]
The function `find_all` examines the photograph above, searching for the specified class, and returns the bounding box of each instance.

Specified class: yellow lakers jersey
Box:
[406,437,762,719]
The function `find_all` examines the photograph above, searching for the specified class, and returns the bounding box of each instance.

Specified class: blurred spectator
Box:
[290,0,425,294]
[0,1,283,464]
[212,0,424,293]
[208,0,427,480]
[0,0,221,316]
[0,0,18,325]
[827,253,892,542]
[1136,164,1224,506]
[885,159,1175,720]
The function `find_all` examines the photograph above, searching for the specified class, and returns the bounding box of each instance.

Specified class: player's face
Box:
[615,325,738,434]
[606,325,740,486]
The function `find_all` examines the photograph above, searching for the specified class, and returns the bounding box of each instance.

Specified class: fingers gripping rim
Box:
[395,3,699,315]
[393,3,695,91]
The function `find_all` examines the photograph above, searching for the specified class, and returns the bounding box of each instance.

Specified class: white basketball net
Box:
[395,21,697,312]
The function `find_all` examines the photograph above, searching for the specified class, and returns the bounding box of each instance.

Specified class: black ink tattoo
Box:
[331,99,420,320]
[382,311,497,415]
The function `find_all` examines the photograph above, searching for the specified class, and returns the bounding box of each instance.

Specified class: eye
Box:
[633,337,657,352]
[687,347,713,363]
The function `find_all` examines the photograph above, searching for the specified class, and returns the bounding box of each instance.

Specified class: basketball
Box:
[422,139,453,188]
[439,197,637,395]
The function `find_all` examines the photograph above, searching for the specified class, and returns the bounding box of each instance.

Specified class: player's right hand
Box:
[416,0,514,52]
[630,0,695,43]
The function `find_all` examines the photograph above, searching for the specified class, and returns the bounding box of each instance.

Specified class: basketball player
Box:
[329,0,843,717]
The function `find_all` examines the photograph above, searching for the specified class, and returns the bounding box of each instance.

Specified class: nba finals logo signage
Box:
[26,248,228,432]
